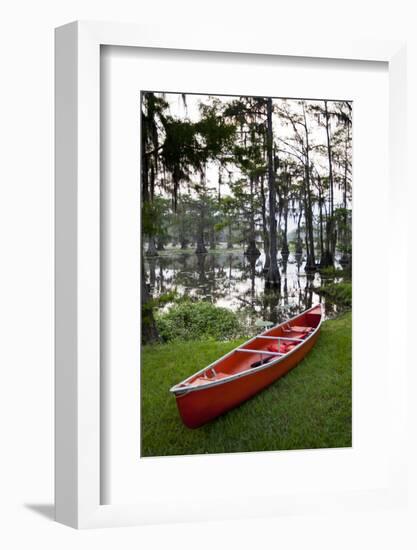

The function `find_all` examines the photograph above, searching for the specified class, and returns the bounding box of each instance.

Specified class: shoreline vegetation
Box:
[153,276,352,344]
[141,311,352,457]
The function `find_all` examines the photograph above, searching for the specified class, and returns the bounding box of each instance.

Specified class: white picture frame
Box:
[55,20,408,529]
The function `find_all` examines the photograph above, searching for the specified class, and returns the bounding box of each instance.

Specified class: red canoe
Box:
[170,304,323,428]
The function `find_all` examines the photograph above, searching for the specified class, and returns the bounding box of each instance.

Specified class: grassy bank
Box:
[141,312,352,457]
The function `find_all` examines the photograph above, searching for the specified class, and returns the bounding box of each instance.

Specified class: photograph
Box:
[141,91,352,457]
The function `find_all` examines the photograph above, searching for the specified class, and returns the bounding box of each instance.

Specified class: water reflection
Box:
[144,250,346,326]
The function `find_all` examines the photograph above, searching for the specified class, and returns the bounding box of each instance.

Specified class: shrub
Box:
[156,301,241,342]
[317,282,352,307]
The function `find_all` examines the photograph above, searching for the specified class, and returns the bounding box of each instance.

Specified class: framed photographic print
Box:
[55,21,408,528]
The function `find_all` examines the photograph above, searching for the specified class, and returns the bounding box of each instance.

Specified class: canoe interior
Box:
[180,305,322,389]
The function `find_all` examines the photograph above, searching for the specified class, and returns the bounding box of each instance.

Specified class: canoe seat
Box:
[192,372,229,386]
[267,343,296,354]
[291,326,313,333]
[284,325,313,336]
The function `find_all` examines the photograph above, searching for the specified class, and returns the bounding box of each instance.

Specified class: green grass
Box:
[141,312,352,457]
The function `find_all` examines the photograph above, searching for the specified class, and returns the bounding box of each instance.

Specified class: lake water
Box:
[144,248,347,329]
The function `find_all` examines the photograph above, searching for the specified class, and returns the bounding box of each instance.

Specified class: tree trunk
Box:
[245,176,261,257]
[156,235,165,251]
[148,258,156,288]
[281,196,289,257]
[277,203,282,251]
[322,100,335,267]
[302,185,310,262]
[146,235,158,257]
[227,222,233,249]
[248,255,257,297]
[197,253,207,283]
[195,201,207,254]
[179,210,188,249]
[303,168,315,270]
[302,103,316,272]
[260,174,270,272]
[141,94,160,343]
[265,97,281,288]
[142,150,150,204]
[245,240,260,256]
[209,225,216,250]
[317,178,325,266]
[141,254,160,344]
[295,204,303,255]
[159,264,165,293]
[341,122,351,266]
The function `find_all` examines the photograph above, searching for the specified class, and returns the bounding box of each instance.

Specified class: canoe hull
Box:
[175,329,320,428]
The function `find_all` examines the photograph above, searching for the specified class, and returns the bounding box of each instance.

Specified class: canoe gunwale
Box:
[170,304,323,397]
